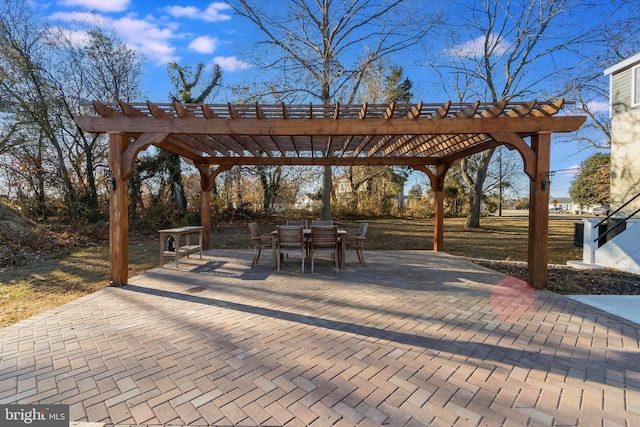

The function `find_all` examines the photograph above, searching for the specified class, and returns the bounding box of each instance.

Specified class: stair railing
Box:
[594,192,640,244]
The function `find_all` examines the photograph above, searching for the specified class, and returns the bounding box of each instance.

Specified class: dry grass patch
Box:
[1,241,157,328]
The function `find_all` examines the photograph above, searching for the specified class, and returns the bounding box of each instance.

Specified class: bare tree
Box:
[163,62,222,212]
[0,0,144,220]
[434,0,617,228]
[337,63,413,213]
[56,27,144,220]
[226,0,440,219]
[0,0,77,217]
[562,0,639,150]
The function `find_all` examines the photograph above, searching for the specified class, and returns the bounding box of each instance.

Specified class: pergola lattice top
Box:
[78,99,575,169]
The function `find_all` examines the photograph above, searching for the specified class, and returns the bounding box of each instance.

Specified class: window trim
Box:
[633,64,640,107]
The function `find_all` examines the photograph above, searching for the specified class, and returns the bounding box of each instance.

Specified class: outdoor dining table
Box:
[271,228,347,270]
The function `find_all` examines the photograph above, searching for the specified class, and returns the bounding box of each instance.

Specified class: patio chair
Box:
[311,220,333,226]
[345,222,368,266]
[286,220,310,257]
[248,222,272,267]
[309,225,339,274]
[277,225,306,273]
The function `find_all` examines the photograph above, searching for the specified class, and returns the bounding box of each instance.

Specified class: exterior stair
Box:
[569,193,640,274]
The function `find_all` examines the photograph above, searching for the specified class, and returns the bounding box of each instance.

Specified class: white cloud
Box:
[449,33,510,59]
[49,11,99,24]
[165,2,231,22]
[214,56,251,71]
[48,26,92,47]
[58,0,130,13]
[49,11,178,65]
[586,100,609,113]
[165,6,199,19]
[189,36,219,54]
[201,2,232,21]
[115,17,178,64]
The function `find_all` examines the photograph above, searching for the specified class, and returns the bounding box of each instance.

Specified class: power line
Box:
[551,164,610,176]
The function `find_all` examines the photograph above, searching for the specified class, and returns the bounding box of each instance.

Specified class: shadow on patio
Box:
[0,249,638,426]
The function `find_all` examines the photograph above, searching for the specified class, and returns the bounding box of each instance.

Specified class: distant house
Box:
[604,52,640,217]
[548,197,579,213]
[294,193,321,211]
[269,196,287,214]
[334,176,362,200]
[334,173,404,212]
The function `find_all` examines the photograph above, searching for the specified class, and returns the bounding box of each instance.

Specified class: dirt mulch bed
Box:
[471,260,640,295]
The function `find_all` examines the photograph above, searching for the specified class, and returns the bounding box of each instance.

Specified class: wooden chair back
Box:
[248,222,271,267]
[276,225,305,273]
[286,220,308,228]
[357,222,368,239]
[310,226,338,249]
[248,222,259,239]
[277,225,304,247]
[346,222,368,266]
[310,226,338,274]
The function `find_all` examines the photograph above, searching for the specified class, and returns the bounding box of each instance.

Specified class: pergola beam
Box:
[75,115,584,137]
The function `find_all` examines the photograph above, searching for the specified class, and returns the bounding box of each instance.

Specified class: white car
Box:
[592,205,610,216]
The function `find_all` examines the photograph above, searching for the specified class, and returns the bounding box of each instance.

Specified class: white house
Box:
[548,197,579,213]
[293,193,321,211]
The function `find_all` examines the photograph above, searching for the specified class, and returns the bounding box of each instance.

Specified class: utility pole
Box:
[498,146,503,217]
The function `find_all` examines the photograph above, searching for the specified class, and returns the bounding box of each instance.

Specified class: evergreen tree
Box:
[569,153,610,208]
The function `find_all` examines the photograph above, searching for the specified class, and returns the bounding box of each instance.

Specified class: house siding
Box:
[610,109,640,216]
[606,54,640,217]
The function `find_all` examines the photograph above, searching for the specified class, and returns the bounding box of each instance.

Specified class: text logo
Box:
[1,405,69,427]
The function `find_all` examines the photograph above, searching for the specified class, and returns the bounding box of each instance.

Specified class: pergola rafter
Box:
[74,99,585,289]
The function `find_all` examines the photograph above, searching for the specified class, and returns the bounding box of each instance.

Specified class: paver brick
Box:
[127,401,156,425]
[0,250,639,427]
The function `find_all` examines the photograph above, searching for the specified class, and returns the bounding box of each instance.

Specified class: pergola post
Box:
[200,190,211,250]
[108,132,129,286]
[413,163,451,252]
[197,164,232,250]
[434,185,445,251]
[527,133,551,289]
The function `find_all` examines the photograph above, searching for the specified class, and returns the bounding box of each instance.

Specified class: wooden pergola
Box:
[74,99,585,289]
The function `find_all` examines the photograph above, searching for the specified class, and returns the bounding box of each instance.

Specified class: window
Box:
[633,65,640,107]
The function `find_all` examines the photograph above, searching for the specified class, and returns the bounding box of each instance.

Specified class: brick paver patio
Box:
[1,250,639,426]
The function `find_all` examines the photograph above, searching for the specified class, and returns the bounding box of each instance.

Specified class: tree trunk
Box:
[258,165,281,216]
[128,167,144,217]
[321,165,332,220]
[463,148,495,228]
[35,143,46,220]
[164,152,187,211]
[466,187,482,228]
[84,146,100,221]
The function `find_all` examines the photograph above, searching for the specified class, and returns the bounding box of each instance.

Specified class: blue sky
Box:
[35,0,621,198]
[39,0,249,99]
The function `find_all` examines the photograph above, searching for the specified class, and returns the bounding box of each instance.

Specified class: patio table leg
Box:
[272,236,277,269]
